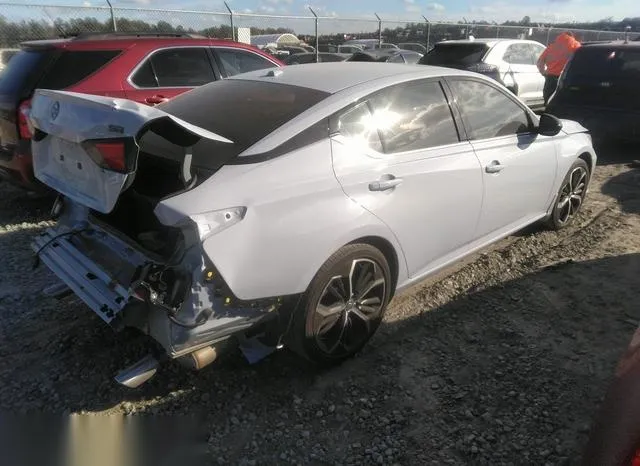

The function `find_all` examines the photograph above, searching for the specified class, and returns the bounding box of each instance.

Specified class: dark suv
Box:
[0,32,282,188]
[546,42,640,143]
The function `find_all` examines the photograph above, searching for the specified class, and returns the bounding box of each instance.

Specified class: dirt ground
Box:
[1,144,640,465]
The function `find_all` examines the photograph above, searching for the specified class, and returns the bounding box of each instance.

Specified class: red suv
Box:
[0,32,283,188]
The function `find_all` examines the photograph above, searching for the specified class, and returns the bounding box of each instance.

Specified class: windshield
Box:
[144,79,330,169]
[419,43,489,66]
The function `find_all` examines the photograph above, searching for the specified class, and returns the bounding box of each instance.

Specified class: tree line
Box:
[0,14,638,48]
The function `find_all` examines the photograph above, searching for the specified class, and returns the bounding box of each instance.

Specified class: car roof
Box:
[230,62,473,94]
[436,38,541,46]
[580,41,640,49]
[20,34,248,50]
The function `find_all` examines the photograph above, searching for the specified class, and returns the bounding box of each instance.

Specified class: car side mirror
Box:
[537,113,563,137]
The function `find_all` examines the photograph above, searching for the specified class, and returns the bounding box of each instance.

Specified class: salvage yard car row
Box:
[2,31,639,388]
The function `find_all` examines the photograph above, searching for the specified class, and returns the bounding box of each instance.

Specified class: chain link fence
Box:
[0,2,637,49]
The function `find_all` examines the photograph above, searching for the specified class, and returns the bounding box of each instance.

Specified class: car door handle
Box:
[145,95,169,105]
[485,161,506,174]
[369,176,403,192]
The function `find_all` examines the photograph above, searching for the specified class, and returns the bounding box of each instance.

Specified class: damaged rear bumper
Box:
[32,222,282,361]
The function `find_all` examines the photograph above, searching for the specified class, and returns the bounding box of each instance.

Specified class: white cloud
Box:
[427,3,446,12]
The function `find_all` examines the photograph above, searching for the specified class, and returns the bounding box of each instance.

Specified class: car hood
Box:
[560,118,589,135]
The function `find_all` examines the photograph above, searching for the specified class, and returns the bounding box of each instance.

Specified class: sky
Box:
[5,0,638,24]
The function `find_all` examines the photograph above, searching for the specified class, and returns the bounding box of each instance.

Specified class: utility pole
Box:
[422,16,430,51]
[105,0,116,32]
[308,7,319,62]
[224,1,234,41]
[375,13,382,47]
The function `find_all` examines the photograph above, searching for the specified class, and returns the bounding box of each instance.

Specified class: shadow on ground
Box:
[1,251,638,464]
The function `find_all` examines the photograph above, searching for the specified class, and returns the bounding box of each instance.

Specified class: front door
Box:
[330,79,484,278]
[447,78,557,238]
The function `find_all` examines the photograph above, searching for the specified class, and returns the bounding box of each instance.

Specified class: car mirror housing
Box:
[537,113,563,137]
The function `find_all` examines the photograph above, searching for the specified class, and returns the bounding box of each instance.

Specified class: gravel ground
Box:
[1,145,640,465]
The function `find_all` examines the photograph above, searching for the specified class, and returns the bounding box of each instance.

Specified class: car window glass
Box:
[216,48,275,76]
[146,48,215,87]
[131,60,157,87]
[337,102,384,152]
[449,79,531,139]
[38,50,121,90]
[504,44,534,65]
[368,80,460,154]
[529,43,545,62]
[388,53,405,63]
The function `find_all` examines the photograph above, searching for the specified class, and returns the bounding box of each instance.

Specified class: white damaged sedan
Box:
[28,63,596,387]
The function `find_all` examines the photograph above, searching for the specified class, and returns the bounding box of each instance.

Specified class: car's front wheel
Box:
[287,244,392,366]
[546,158,590,230]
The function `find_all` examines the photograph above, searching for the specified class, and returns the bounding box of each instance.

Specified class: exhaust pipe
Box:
[115,354,159,388]
[177,346,218,371]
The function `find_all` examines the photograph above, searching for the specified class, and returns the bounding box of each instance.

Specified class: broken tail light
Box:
[82,138,137,174]
[17,99,33,140]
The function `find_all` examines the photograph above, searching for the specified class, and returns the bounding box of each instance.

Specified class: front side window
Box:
[449,79,531,140]
[215,48,275,76]
[368,80,460,154]
[132,47,215,88]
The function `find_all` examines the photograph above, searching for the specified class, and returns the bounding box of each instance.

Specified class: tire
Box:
[287,243,392,366]
[546,158,590,230]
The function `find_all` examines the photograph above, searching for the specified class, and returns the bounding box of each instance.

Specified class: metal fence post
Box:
[309,7,319,62]
[375,13,382,47]
[105,0,116,32]
[422,16,430,51]
[546,25,553,45]
[224,1,234,41]
[496,25,500,38]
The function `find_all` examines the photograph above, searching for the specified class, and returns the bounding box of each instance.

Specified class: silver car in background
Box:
[421,39,547,109]
[28,63,596,387]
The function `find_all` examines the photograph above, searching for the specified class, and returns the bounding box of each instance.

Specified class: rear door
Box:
[125,47,219,105]
[499,43,543,103]
[211,47,279,78]
[447,77,557,238]
[331,78,484,278]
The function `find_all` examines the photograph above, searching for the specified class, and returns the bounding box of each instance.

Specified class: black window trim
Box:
[127,45,221,90]
[330,77,468,158]
[443,75,539,142]
[210,46,282,79]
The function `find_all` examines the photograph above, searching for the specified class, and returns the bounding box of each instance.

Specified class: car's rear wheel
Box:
[546,158,590,230]
[287,244,392,365]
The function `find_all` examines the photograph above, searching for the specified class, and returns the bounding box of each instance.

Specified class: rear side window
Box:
[38,50,121,90]
[369,80,459,153]
[566,48,640,82]
[449,79,531,140]
[337,102,384,152]
[503,44,536,65]
[215,48,275,76]
[420,43,489,66]
[132,48,216,88]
